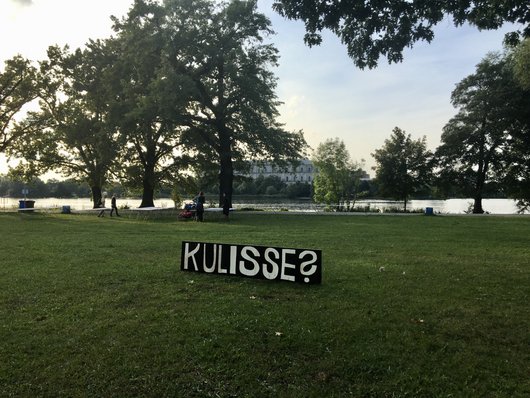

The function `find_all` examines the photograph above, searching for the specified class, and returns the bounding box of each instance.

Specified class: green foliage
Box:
[109,1,193,207]
[1,214,529,396]
[235,179,258,195]
[272,0,530,68]
[7,43,121,207]
[169,0,308,206]
[0,55,39,153]
[285,181,311,198]
[255,175,286,195]
[372,127,433,210]
[4,1,308,209]
[234,176,311,198]
[512,38,530,90]
[312,138,365,208]
[504,42,530,212]
[105,0,308,207]
[0,175,90,198]
[265,185,278,195]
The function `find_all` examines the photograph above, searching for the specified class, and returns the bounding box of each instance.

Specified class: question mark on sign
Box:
[299,250,318,283]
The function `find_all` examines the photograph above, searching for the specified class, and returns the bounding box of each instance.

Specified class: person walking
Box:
[195,191,205,222]
[110,194,120,217]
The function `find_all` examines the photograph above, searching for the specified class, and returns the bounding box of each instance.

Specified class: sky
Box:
[0,0,518,177]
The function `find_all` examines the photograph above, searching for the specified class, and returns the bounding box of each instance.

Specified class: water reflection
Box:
[234,198,523,214]
[1,197,524,214]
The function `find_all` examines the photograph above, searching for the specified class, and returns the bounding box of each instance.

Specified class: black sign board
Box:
[181,241,322,284]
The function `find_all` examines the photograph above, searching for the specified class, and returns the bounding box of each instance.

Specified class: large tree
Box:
[0,56,39,153]
[272,0,530,68]
[9,43,120,208]
[109,0,194,208]
[436,52,530,214]
[165,0,307,207]
[312,137,365,210]
[372,127,432,211]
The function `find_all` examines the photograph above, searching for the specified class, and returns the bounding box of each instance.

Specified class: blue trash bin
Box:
[425,207,434,216]
[62,205,71,214]
[19,200,26,209]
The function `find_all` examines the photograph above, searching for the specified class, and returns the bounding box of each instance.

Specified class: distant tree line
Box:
[0,176,132,199]
[234,176,311,198]
[0,176,89,199]
[0,168,506,205]
[0,173,207,200]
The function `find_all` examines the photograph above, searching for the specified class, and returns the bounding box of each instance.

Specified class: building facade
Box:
[246,159,316,184]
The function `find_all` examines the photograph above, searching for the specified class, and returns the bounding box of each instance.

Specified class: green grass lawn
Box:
[1,212,529,397]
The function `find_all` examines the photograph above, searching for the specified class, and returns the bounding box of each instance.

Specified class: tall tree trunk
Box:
[472,171,486,214]
[473,131,486,214]
[473,171,486,214]
[87,164,108,208]
[473,195,484,214]
[218,131,233,208]
[91,185,103,208]
[140,179,155,208]
[140,163,156,208]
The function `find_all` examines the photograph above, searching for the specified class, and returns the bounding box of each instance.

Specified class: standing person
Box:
[110,194,120,217]
[222,192,230,221]
[195,191,205,222]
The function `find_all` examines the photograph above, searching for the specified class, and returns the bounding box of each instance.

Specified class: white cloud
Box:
[11,0,33,6]
[282,95,307,117]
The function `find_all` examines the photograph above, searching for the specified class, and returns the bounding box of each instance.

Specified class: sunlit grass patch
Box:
[1,213,529,397]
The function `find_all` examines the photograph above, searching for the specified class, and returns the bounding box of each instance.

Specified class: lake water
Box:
[0,197,175,211]
[0,197,526,214]
[235,198,525,214]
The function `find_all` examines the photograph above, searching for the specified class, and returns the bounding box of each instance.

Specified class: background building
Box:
[246,159,315,184]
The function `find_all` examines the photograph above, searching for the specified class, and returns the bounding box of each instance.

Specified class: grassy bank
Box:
[1,212,529,397]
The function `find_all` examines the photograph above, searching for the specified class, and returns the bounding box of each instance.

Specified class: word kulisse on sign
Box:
[181,241,322,284]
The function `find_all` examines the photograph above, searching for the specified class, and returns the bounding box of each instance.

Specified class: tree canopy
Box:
[7,43,121,207]
[107,0,307,207]
[312,138,365,209]
[172,0,308,206]
[512,38,530,89]
[0,56,39,153]
[272,0,530,68]
[435,52,530,213]
[372,127,432,210]
[109,0,195,207]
